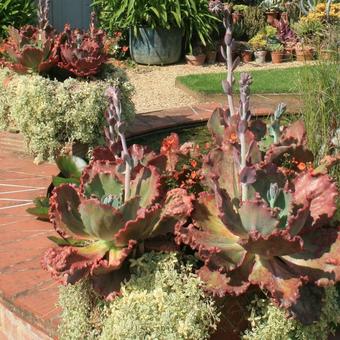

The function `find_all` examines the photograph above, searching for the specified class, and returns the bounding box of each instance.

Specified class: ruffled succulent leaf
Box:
[203,144,241,200]
[207,108,226,144]
[238,200,279,236]
[265,121,314,164]
[239,230,303,257]
[248,256,304,308]
[130,166,161,208]
[50,184,91,240]
[78,200,125,241]
[293,172,338,229]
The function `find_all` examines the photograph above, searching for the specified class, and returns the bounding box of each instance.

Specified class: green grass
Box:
[176,67,312,94]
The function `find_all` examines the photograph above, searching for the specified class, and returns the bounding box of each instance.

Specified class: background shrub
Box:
[298,60,340,184]
[0,65,135,162]
[0,0,36,38]
[92,0,219,53]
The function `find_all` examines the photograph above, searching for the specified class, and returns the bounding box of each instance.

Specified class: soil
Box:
[125,60,312,113]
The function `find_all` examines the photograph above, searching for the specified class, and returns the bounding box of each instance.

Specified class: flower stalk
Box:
[239,73,252,201]
[105,86,132,202]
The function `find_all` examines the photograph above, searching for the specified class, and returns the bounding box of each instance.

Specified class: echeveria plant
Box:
[42,87,193,298]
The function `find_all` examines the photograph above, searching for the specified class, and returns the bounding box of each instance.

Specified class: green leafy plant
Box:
[27,155,87,220]
[249,33,267,50]
[92,0,219,53]
[259,0,284,12]
[0,0,36,38]
[233,4,248,13]
[268,43,284,51]
[241,6,267,41]
[298,61,340,184]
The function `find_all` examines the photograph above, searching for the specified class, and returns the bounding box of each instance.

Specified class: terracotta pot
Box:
[283,47,294,61]
[232,12,243,24]
[206,51,217,64]
[271,51,284,63]
[254,50,267,63]
[185,54,206,66]
[319,49,337,61]
[241,50,253,63]
[265,11,279,25]
[296,48,314,62]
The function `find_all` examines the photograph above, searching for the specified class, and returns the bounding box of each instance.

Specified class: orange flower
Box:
[122,46,129,52]
[190,171,197,179]
[229,132,238,143]
[297,162,306,171]
[190,160,197,168]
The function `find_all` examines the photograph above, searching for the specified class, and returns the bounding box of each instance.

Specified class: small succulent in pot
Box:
[42,86,194,298]
[56,13,108,77]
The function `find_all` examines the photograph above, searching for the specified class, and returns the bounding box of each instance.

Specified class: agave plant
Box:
[56,13,107,78]
[176,75,340,324]
[42,86,193,298]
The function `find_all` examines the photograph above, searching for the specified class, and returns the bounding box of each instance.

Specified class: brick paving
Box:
[0,100,302,339]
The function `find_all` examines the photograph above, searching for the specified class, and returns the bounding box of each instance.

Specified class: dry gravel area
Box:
[126,61,307,113]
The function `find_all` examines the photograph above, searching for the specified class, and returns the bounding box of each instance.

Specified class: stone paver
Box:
[0,151,58,339]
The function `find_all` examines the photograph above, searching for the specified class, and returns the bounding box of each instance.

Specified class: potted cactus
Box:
[268,43,284,63]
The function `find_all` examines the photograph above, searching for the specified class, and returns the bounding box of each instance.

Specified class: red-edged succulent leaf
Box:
[283,227,340,284]
[265,121,314,164]
[41,247,92,285]
[80,160,124,196]
[115,188,193,246]
[207,108,226,144]
[130,166,161,208]
[49,184,91,240]
[293,172,338,229]
[203,144,241,200]
[248,255,304,308]
[78,199,126,240]
[238,200,279,236]
[239,230,303,257]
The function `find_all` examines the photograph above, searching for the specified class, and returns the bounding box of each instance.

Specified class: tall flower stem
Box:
[239,73,252,201]
[105,87,132,202]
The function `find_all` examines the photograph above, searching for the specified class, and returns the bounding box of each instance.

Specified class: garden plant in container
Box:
[269,43,284,63]
[0,1,135,162]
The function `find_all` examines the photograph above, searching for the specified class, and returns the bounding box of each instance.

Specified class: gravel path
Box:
[126,61,309,113]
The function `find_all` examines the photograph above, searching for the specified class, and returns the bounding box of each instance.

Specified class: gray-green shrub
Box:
[58,252,220,340]
[0,65,135,162]
[242,286,340,340]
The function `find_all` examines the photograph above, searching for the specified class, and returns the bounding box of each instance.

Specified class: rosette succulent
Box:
[56,14,107,78]
[42,86,193,298]
[177,76,340,324]
[0,25,58,74]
